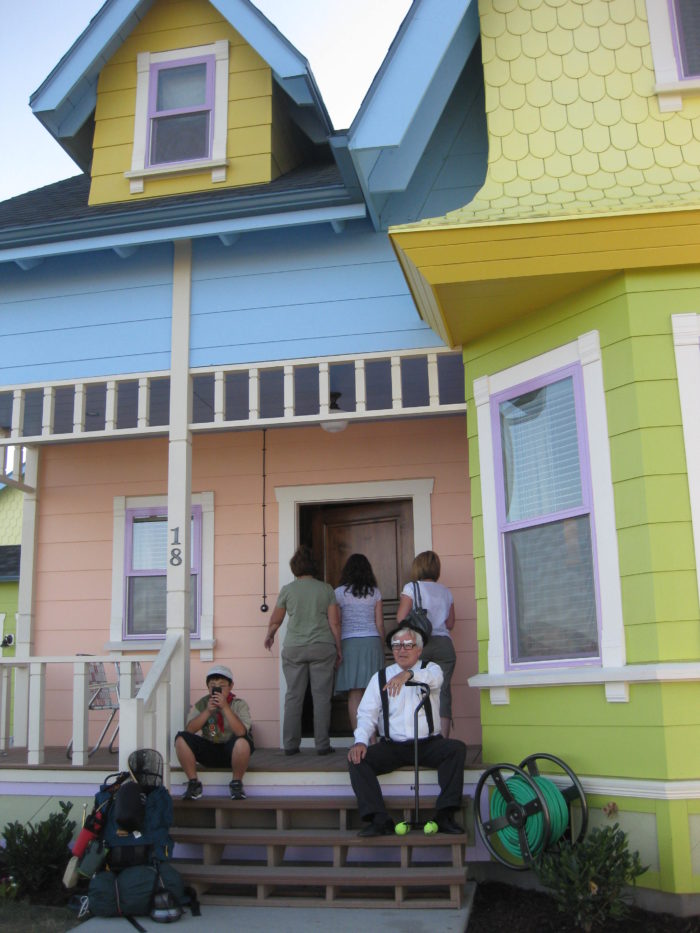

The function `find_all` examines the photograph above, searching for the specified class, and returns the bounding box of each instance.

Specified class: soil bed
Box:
[467,882,700,932]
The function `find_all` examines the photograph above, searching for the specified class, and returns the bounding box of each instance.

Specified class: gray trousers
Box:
[282,642,336,751]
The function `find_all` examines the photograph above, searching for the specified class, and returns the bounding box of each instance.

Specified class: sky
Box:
[0,0,412,203]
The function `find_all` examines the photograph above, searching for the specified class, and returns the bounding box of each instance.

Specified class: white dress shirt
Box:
[353,660,443,746]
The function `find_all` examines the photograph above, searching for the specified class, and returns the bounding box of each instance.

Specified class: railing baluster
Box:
[428,353,439,407]
[11,389,24,441]
[105,381,117,432]
[0,663,11,752]
[27,661,46,765]
[249,368,259,420]
[319,362,329,415]
[42,387,55,437]
[355,359,366,413]
[284,365,294,418]
[138,377,149,428]
[71,661,90,766]
[214,371,225,423]
[391,355,402,410]
[73,384,86,434]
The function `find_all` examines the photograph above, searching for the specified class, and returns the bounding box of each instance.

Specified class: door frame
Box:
[274,479,434,747]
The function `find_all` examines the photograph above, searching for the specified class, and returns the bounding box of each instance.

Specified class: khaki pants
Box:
[282,642,336,752]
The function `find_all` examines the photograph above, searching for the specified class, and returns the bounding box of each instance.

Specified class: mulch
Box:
[466,882,700,932]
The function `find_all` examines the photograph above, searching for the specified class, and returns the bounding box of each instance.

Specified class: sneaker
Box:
[183,778,202,800]
[229,779,246,800]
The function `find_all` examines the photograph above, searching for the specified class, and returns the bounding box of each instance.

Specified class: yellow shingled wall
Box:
[419,0,700,226]
[89,0,290,204]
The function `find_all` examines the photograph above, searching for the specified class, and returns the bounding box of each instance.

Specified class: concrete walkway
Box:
[76,884,475,932]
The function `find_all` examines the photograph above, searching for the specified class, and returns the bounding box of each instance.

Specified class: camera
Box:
[211,686,222,694]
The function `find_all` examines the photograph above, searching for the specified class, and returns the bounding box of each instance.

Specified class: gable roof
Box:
[30,0,332,172]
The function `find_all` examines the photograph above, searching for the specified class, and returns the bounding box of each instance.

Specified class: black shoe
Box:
[357,817,394,838]
[284,748,300,756]
[317,746,335,756]
[436,812,464,835]
[229,779,246,800]
[183,779,202,800]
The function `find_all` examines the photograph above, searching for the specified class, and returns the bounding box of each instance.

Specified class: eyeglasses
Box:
[391,640,418,650]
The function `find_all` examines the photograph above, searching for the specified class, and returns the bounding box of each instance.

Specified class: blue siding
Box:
[189,222,442,368]
[0,247,173,386]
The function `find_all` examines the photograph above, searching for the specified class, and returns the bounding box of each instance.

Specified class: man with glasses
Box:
[347,621,466,836]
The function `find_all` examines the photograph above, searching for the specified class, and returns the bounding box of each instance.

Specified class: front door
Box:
[299,499,414,736]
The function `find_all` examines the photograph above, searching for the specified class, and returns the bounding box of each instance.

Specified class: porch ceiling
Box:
[390,205,700,347]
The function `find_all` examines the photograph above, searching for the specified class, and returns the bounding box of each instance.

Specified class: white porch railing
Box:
[0,654,153,767]
[117,633,181,786]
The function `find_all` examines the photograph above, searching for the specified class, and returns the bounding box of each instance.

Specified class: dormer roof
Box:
[30,0,332,173]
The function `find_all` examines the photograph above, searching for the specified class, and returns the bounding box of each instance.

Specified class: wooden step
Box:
[175,861,467,909]
[172,826,468,848]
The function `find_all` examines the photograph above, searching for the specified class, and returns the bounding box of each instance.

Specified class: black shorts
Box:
[175,730,254,768]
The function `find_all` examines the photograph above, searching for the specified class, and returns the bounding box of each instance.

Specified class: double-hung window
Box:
[475,332,625,703]
[125,506,201,638]
[127,41,229,193]
[492,366,599,665]
[671,1,700,79]
[148,58,214,167]
[110,493,214,653]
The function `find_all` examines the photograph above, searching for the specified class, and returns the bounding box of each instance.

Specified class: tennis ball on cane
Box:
[394,821,409,836]
[424,820,439,835]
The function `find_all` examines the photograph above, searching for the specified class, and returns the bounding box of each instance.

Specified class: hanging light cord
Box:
[260,429,269,612]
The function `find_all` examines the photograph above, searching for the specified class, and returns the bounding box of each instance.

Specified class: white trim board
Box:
[474,331,626,705]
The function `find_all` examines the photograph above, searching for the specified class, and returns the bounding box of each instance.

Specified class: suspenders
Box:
[377,660,434,740]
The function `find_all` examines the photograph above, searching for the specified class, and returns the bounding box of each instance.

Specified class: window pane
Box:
[156,63,207,110]
[151,112,209,164]
[117,381,138,429]
[499,377,582,523]
[329,362,356,412]
[675,1,700,77]
[505,516,598,662]
[53,385,75,434]
[0,393,12,432]
[225,371,249,420]
[260,368,284,419]
[294,366,319,416]
[192,374,215,424]
[22,389,43,437]
[148,378,170,426]
[365,359,392,410]
[85,383,107,432]
[127,574,197,635]
[132,517,168,571]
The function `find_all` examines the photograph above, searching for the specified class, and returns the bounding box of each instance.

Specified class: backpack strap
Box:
[378,667,391,740]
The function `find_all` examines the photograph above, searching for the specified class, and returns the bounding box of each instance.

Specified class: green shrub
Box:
[1,801,76,905]
[535,822,647,932]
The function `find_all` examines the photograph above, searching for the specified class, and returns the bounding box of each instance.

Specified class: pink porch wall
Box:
[33,416,479,749]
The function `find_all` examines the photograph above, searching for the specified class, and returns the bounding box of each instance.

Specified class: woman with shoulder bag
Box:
[396,550,455,738]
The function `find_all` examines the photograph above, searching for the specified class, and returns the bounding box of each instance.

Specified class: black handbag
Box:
[405,581,432,641]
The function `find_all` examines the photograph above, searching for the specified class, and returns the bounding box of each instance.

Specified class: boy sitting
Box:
[175,665,254,800]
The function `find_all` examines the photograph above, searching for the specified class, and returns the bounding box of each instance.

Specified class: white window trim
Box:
[646,0,700,111]
[473,331,626,705]
[275,478,434,747]
[672,313,700,602]
[127,41,229,194]
[109,492,214,658]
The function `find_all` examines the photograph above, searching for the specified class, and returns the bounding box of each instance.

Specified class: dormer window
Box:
[126,41,229,193]
[148,58,214,166]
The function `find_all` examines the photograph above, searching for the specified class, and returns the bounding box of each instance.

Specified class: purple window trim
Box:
[123,505,203,640]
[146,55,216,169]
[668,0,700,80]
[489,362,603,671]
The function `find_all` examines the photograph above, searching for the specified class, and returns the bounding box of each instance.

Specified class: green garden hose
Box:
[490,774,569,858]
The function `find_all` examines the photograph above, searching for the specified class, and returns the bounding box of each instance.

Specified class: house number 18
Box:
[170,527,182,566]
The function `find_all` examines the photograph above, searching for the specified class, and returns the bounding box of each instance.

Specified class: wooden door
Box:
[299,499,415,736]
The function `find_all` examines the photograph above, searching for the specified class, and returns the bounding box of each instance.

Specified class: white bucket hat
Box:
[206,664,234,683]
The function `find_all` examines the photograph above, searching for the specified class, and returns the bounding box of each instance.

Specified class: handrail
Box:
[118,632,181,783]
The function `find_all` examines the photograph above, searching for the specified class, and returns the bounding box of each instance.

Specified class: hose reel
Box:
[474,753,588,871]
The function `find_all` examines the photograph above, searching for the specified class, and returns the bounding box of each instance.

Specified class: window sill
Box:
[654,78,700,112]
[105,638,215,661]
[125,159,229,193]
[469,662,700,705]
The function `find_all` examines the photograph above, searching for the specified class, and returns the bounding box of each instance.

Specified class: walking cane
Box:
[395,682,438,835]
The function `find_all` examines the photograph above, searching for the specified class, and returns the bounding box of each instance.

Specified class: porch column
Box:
[167,239,193,760]
[13,446,39,747]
